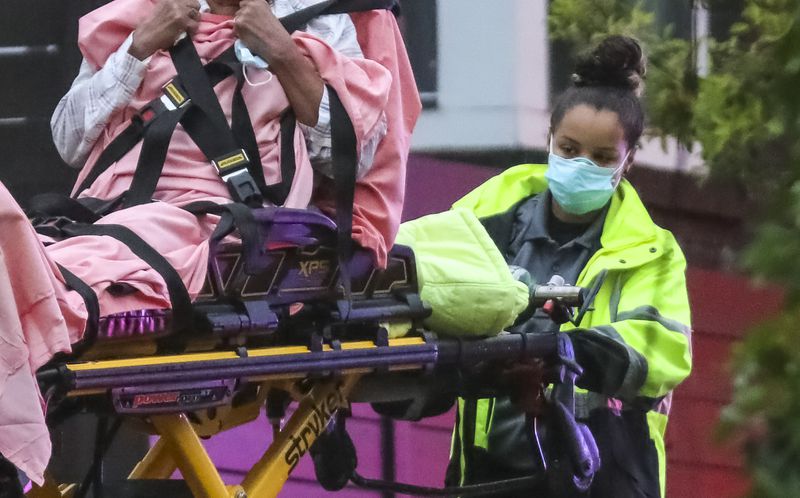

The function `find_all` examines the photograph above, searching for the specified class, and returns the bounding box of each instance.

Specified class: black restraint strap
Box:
[57,264,100,358]
[173,47,298,207]
[206,49,298,207]
[280,0,337,32]
[272,112,297,204]
[182,201,266,275]
[171,39,266,207]
[61,223,194,352]
[248,0,396,206]
[74,0,396,206]
[170,38,233,142]
[73,57,235,198]
[326,0,397,14]
[192,46,298,208]
[74,126,143,196]
[122,104,190,207]
[280,0,395,297]
[28,193,102,223]
[210,49,272,197]
[280,0,396,33]
[327,86,358,300]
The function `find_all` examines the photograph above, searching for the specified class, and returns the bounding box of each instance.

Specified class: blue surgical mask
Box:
[234,40,269,69]
[545,143,630,215]
[234,40,273,87]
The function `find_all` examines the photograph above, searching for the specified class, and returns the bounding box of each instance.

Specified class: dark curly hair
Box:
[550,35,646,148]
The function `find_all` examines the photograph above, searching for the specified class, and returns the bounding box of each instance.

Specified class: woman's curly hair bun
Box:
[571,35,646,97]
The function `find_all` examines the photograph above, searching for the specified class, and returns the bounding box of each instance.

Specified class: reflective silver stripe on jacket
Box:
[567,391,672,419]
[617,304,693,356]
[617,305,691,338]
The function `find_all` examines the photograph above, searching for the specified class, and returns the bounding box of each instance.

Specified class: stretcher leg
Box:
[241,375,360,498]
[128,437,177,480]
[150,414,241,498]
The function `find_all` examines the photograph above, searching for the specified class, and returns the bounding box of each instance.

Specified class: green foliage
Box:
[696,1,800,182]
[644,37,696,146]
[548,0,656,44]
[742,181,800,304]
[718,307,800,497]
[549,1,800,496]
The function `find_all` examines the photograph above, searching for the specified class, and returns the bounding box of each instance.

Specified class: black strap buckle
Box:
[132,80,191,130]
[132,101,164,130]
[225,171,263,206]
[33,215,75,240]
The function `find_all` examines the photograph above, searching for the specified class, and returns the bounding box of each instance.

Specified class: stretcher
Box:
[28,208,598,498]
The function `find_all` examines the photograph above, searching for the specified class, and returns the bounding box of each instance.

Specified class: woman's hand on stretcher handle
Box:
[234,0,325,126]
[129,0,201,60]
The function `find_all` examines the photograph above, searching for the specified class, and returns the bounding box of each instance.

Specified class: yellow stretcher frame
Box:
[26,338,429,498]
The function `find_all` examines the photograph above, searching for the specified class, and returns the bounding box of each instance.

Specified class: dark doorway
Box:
[0,1,105,205]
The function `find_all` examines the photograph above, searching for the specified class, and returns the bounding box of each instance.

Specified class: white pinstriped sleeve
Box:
[277,0,387,178]
[50,35,149,169]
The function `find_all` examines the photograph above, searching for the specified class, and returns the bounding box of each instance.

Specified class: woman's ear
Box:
[623,146,637,175]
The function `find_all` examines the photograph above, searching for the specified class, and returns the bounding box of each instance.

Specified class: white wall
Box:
[411,0,550,151]
[410,0,704,174]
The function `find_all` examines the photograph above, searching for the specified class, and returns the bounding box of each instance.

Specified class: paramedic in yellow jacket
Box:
[448,35,692,497]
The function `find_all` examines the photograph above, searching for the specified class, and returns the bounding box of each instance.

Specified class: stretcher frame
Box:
[29,376,353,498]
[29,339,403,498]
[28,329,574,498]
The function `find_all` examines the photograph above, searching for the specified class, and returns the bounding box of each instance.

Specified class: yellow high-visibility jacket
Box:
[448,164,692,497]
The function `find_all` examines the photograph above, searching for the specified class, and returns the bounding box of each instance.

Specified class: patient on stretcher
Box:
[0,0,420,485]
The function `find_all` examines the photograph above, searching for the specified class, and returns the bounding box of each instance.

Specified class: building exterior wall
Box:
[411,0,550,152]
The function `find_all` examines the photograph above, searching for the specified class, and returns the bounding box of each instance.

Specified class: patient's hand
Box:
[234,0,324,126]
[129,0,201,60]
[234,0,293,63]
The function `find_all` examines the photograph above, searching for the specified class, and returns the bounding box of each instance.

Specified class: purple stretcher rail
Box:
[54,332,566,393]
[66,341,440,391]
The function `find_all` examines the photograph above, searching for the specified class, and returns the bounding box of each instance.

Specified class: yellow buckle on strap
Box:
[212,149,250,178]
[162,80,190,109]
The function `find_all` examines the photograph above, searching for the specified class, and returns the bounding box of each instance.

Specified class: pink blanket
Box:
[0,185,84,484]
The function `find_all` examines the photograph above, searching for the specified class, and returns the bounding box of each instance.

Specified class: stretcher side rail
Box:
[38,331,566,396]
[33,329,596,498]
